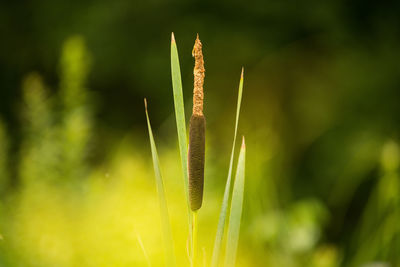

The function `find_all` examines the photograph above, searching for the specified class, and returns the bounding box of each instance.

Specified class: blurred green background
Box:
[1,0,400,266]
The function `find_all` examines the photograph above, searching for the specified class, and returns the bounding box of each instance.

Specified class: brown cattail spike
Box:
[188,34,206,211]
[188,114,205,210]
[192,34,205,116]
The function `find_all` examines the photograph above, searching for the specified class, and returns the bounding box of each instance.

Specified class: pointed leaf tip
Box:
[144,98,148,111]
[171,32,175,43]
[241,67,244,79]
[241,136,245,148]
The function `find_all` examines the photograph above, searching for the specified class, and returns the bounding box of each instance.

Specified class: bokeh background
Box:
[1,0,400,266]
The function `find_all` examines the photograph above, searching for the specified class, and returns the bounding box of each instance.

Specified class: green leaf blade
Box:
[171,33,193,259]
[145,99,176,267]
[211,69,244,267]
[224,137,246,267]
[171,33,189,203]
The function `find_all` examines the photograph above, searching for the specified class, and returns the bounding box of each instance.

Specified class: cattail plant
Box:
[188,35,206,212]
[188,34,206,267]
[146,33,246,267]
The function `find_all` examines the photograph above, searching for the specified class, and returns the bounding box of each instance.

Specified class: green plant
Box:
[145,33,246,267]
[145,99,176,267]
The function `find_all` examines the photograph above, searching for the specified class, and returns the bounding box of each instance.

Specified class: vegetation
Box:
[146,34,246,266]
[1,1,400,265]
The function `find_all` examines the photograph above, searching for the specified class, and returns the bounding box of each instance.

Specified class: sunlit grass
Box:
[224,137,246,267]
[145,99,176,266]
[7,144,182,266]
[211,68,244,267]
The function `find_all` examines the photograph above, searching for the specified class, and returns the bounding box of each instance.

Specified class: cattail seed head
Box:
[188,34,206,211]
[188,114,205,210]
[192,34,205,116]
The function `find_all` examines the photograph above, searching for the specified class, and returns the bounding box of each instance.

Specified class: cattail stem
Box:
[191,211,198,267]
[188,34,206,211]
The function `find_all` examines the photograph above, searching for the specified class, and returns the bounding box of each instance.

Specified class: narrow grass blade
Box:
[171,32,193,257]
[144,99,176,267]
[224,137,246,267]
[171,32,189,204]
[211,68,244,267]
[136,232,152,267]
